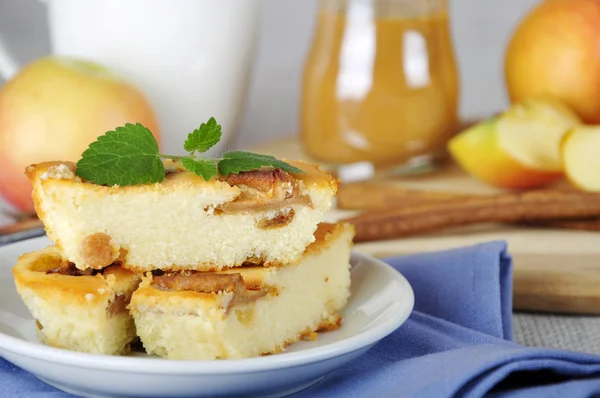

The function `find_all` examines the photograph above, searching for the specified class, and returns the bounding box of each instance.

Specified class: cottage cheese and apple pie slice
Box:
[25,159,338,272]
[13,246,140,355]
[129,222,353,360]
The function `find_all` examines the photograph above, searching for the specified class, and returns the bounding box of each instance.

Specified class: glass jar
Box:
[300,0,459,173]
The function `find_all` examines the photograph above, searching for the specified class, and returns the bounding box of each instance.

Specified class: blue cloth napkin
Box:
[295,241,600,398]
[3,241,600,397]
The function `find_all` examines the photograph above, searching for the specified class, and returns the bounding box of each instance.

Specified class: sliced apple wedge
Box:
[562,126,600,191]
[449,98,580,189]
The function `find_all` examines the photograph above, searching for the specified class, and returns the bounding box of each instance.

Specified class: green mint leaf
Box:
[181,157,218,181]
[74,117,304,187]
[223,151,304,174]
[183,117,222,154]
[75,123,164,186]
[217,151,303,176]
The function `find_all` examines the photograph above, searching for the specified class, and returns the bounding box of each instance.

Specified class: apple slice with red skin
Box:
[448,98,580,190]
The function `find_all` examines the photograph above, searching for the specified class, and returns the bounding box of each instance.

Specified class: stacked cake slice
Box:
[13,246,140,355]
[14,159,354,359]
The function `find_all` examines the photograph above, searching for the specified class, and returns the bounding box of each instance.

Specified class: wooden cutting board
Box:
[248,135,600,315]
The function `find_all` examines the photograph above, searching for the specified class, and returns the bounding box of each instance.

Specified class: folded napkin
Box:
[3,242,600,397]
[294,242,600,398]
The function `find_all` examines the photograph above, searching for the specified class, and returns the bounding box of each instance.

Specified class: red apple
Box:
[0,56,160,214]
[505,0,600,123]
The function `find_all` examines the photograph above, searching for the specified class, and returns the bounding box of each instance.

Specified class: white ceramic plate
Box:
[0,237,414,398]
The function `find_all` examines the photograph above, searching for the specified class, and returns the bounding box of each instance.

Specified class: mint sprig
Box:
[75,118,303,185]
[75,124,165,186]
[218,151,303,175]
[183,117,221,154]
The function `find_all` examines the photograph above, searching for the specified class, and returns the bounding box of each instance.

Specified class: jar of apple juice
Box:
[300,0,460,175]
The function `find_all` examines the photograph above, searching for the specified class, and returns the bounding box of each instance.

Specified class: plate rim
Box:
[0,237,414,375]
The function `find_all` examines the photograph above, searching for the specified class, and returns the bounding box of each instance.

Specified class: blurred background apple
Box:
[0,56,160,214]
[505,0,600,123]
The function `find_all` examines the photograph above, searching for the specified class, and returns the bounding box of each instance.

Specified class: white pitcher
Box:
[0,0,261,155]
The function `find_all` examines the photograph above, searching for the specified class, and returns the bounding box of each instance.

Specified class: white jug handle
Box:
[0,36,20,80]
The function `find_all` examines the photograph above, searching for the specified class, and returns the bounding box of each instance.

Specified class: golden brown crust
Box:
[25,161,238,191]
[285,160,340,192]
[315,313,343,332]
[25,161,76,181]
[13,246,140,306]
[25,159,337,191]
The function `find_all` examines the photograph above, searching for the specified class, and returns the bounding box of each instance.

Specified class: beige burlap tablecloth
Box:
[513,312,600,354]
